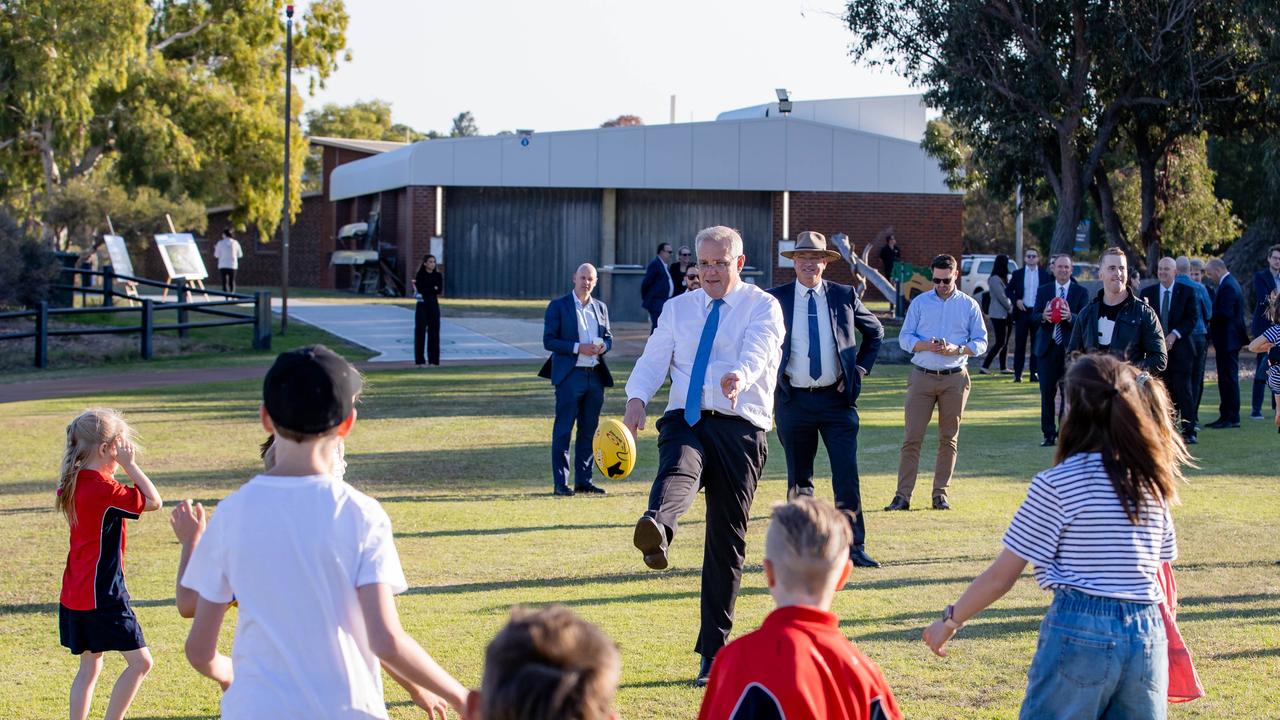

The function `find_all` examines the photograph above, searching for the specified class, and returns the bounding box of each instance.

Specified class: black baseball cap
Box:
[263,345,363,435]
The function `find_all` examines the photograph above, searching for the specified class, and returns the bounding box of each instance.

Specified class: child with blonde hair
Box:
[56,408,163,720]
[698,497,901,720]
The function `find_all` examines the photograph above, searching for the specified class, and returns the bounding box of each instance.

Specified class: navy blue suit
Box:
[640,256,672,330]
[1250,270,1280,414]
[1210,273,1249,423]
[1141,282,1199,432]
[767,280,883,547]
[539,293,614,491]
[1032,280,1089,439]
[1007,266,1052,380]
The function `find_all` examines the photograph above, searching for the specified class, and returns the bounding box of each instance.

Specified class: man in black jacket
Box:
[1009,248,1053,384]
[769,232,884,568]
[1140,257,1200,442]
[1068,247,1167,373]
[1032,254,1089,446]
[1205,258,1250,428]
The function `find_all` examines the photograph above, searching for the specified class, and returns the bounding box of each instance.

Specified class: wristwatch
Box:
[942,604,963,630]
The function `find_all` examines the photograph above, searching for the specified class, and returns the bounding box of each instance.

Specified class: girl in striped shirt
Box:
[923,354,1191,719]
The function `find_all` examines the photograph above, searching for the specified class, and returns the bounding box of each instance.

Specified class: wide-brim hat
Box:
[781,231,843,260]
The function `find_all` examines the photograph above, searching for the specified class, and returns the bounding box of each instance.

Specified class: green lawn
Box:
[0,365,1276,718]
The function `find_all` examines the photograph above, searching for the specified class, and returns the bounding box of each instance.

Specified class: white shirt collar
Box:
[1055,280,1071,291]
[574,293,593,309]
[706,280,748,309]
[794,279,825,298]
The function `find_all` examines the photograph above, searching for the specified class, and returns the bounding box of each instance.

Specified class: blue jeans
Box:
[1021,589,1168,720]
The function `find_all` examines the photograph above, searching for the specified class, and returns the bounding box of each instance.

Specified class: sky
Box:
[294,0,917,136]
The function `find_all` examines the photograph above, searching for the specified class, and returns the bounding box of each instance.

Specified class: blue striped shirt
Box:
[1003,453,1177,603]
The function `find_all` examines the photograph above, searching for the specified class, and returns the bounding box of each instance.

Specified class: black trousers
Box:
[1012,310,1038,380]
[1162,338,1196,433]
[219,268,236,293]
[645,410,767,659]
[1037,345,1067,437]
[1191,334,1208,425]
[775,384,866,547]
[414,300,441,365]
[983,318,1011,370]
[551,367,605,490]
[1215,343,1241,423]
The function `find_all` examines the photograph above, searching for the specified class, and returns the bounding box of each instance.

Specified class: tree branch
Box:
[151,18,213,53]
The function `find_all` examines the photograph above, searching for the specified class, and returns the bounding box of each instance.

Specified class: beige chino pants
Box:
[895,366,971,501]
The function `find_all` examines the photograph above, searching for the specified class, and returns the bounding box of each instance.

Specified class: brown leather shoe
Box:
[633,517,669,570]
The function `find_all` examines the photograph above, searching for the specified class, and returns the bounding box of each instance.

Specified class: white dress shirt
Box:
[786,281,840,388]
[572,294,601,368]
[898,289,989,370]
[1023,267,1039,308]
[625,281,785,431]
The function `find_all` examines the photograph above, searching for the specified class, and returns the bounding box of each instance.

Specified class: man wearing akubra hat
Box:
[768,231,885,568]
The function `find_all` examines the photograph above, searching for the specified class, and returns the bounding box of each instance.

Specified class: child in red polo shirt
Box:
[698,498,902,720]
[55,408,163,720]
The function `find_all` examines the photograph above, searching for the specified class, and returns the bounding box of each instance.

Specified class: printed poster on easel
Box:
[154,233,208,281]
[102,235,135,277]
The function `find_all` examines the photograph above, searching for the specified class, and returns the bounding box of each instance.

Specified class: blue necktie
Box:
[684,299,725,426]
[1053,286,1066,345]
[807,289,821,381]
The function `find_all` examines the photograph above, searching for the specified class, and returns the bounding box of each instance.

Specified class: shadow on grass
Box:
[618,678,700,690]
[3,595,175,615]
[1211,647,1280,661]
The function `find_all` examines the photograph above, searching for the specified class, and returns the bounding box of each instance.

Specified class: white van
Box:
[960,254,1020,297]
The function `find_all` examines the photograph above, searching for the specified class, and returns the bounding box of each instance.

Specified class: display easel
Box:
[104,216,141,307]
[159,214,210,301]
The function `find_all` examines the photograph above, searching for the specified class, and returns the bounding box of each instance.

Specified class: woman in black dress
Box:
[413,254,443,366]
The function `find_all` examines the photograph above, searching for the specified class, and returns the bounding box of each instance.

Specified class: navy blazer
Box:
[1139,282,1198,341]
[538,293,614,387]
[639,257,671,313]
[1210,274,1249,352]
[767,280,884,408]
[1251,269,1280,335]
[1032,280,1090,357]
[1008,266,1053,312]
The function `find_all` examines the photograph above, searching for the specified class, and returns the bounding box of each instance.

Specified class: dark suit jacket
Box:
[1139,282,1197,341]
[1211,274,1250,352]
[1008,266,1053,314]
[1251,270,1280,335]
[1032,280,1090,357]
[640,257,671,313]
[767,280,883,408]
[538,293,614,387]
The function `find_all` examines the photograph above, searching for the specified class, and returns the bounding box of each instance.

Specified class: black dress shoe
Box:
[695,654,714,687]
[1029,373,1039,382]
[850,547,881,568]
[552,486,575,497]
[633,517,669,570]
[932,497,951,511]
[1183,433,1198,445]
[1013,376,1022,383]
[1207,419,1240,429]
[574,482,607,495]
[883,496,910,511]
[1040,435,1056,447]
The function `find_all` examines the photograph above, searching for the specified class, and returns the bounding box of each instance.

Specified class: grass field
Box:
[0,363,1276,718]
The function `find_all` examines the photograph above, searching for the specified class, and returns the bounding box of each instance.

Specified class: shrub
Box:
[0,213,60,309]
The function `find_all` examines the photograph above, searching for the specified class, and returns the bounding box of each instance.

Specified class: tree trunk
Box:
[1090,165,1144,270]
[1049,157,1084,256]
[1135,127,1170,276]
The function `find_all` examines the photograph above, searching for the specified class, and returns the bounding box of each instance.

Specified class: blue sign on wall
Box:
[1074,219,1091,253]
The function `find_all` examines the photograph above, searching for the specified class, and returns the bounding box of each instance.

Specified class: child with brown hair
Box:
[698,497,901,720]
[56,408,163,720]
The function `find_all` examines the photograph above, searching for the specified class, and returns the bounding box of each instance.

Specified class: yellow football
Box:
[593,418,637,480]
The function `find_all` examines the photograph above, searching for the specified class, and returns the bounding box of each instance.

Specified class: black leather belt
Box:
[916,366,965,376]
[701,409,739,418]
[791,383,839,392]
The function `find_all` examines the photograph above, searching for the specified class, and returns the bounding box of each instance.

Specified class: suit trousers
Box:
[1215,344,1241,423]
[1163,338,1196,433]
[1012,310,1039,380]
[551,367,605,490]
[775,384,867,547]
[1191,334,1208,424]
[645,410,767,658]
[896,367,971,502]
[648,309,662,332]
[414,300,441,365]
[1037,345,1067,438]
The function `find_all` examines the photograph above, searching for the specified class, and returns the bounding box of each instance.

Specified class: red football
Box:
[1049,296,1067,324]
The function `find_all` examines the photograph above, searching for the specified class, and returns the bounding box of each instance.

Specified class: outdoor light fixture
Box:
[776,88,792,115]
[517,129,533,147]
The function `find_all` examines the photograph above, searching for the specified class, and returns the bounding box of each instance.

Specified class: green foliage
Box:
[306,99,431,142]
[0,211,59,309]
[0,1,350,242]
[449,111,479,138]
[600,114,643,128]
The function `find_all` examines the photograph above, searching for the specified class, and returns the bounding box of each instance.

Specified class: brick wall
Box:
[770,191,963,298]
[187,192,330,289]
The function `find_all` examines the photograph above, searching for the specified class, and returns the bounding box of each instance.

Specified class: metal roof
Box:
[309,136,409,154]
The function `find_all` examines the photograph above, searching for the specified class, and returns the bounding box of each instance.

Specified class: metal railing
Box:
[0,267,272,368]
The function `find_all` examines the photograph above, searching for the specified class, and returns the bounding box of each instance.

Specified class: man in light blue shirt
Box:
[887,254,988,511]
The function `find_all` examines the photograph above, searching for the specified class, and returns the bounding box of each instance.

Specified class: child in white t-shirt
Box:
[181,345,468,718]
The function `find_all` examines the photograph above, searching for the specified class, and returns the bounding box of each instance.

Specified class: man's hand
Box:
[856,366,868,377]
[931,339,955,356]
[577,343,600,357]
[1060,305,1072,322]
[623,398,647,437]
[407,685,450,720]
[1016,300,1027,312]
[170,500,206,548]
[1165,334,1178,350]
[721,372,743,409]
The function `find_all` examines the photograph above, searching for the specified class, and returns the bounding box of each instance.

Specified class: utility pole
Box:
[280,4,294,334]
[1014,183,1024,262]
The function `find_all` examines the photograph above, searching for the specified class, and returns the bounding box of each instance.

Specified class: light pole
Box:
[280,3,294,334]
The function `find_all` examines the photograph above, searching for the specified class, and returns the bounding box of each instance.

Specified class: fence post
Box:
[176,277,189,339]
[141,299,153,360]
[103,268,114,308]
[35,301,48,369]
[253,291,272,350]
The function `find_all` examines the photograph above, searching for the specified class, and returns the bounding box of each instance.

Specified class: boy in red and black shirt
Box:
[698,498,902,720]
